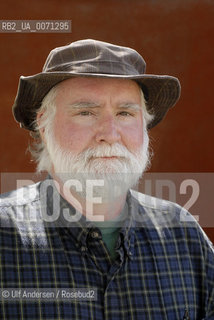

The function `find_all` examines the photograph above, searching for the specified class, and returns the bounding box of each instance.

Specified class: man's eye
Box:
[118,111,133,116]
[79,111,93,116]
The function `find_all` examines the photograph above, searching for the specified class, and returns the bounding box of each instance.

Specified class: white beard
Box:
[45,130,150,203]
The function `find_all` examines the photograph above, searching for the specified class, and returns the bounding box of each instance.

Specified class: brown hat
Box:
[12,39,181,130]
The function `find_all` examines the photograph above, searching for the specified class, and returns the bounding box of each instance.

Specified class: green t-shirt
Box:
[93,203,128,260]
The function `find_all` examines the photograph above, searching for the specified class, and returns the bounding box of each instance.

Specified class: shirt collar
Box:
[44,175,137,258]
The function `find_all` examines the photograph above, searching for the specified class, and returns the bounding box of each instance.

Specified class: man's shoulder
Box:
[0,179,57,231]
[0,180,53,246]
[129,189,203,231]
[129,189,188,218]
[129,189,214,251]
[0,181,41,208]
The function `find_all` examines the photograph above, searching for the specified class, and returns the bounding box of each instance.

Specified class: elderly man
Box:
[0,39,213,320]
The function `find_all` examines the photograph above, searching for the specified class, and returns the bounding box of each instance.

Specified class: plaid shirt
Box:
[0,178,214,320]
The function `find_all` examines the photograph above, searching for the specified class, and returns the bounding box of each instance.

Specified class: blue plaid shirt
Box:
[0,178,214,319]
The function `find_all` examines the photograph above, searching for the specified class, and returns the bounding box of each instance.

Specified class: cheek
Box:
[53,117,94,151]
[125,129,143,149]
[121,122,144,150]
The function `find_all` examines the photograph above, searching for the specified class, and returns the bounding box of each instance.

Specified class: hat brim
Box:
[12,72,181,130]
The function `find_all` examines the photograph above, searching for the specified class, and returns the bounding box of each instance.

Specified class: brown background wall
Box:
[0,0,213,240]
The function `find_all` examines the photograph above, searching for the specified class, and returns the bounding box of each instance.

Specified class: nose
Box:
[95,115,121,145]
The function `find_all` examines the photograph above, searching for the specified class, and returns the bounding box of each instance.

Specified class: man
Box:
[0,39,213,319]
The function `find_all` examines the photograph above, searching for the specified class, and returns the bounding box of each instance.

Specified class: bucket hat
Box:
[12,39,181,130]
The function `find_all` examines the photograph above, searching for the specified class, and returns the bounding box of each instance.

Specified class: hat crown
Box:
[42,39,146,76]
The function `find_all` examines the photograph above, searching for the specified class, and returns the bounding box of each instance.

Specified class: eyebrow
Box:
[69,102,100,109]
[118,103,141,112]
[69,101,141,111]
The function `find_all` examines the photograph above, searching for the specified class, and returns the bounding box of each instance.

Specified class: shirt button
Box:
[80,246,87,252]
[91,231,100,239]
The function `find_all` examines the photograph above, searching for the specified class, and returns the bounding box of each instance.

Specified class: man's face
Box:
[53,77,144,156]
[41,77,149,201]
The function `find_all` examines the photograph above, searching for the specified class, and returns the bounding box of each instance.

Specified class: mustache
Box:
[74,143,138,161]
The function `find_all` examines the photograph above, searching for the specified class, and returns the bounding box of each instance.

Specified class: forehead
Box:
[55,77,141,101]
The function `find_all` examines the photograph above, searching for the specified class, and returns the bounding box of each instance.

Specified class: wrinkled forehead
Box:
[55,77,142,104]
[57,77,141,92]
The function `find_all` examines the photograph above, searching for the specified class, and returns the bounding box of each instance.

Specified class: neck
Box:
[51,173,128,221]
